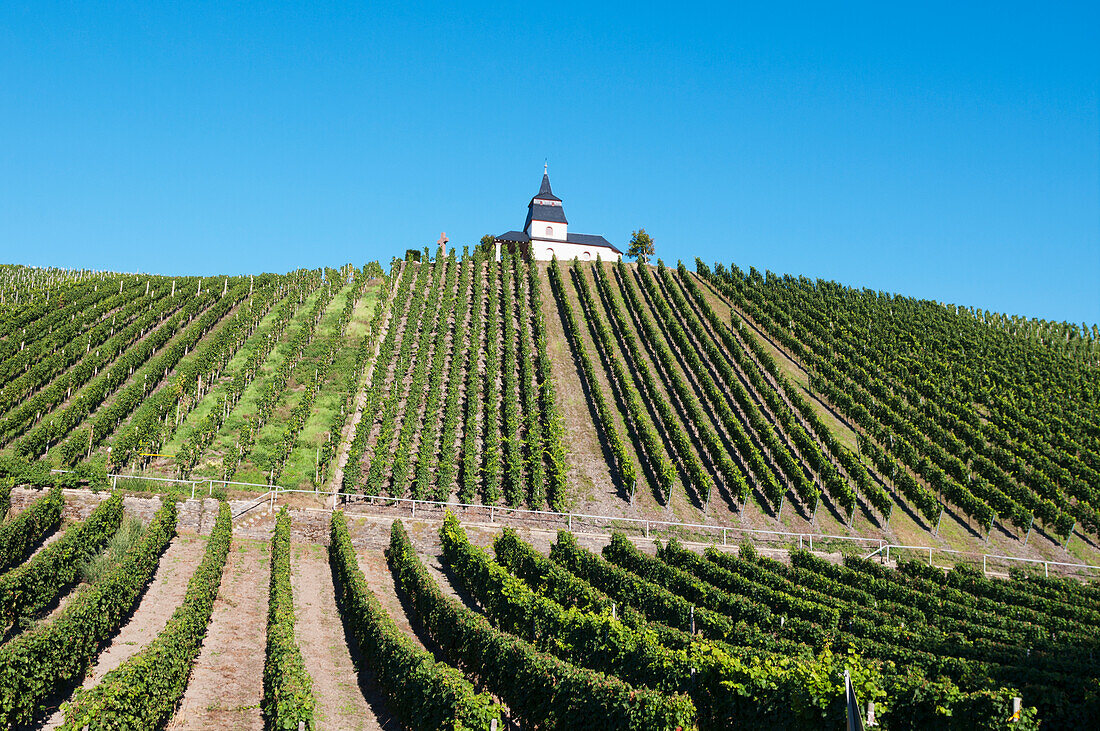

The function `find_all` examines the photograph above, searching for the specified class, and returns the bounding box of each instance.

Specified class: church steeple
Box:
[525,165,567,239]
[535,165,561,202]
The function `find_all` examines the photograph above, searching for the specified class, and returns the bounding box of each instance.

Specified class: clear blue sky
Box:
[1,2,1097,324]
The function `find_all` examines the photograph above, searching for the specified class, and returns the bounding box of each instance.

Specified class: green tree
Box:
[628,229,655,264]
[477,234,497,257]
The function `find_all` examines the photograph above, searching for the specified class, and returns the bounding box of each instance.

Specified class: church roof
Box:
[567,233,623,254]
[526,202,568,225]
[533,172,561,202]
[497,229,622,255]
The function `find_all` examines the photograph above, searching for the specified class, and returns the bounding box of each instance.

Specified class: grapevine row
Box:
[527,260,569,510]
[373,257,447,495]
[342,260,417,491]
[387,516,695,729]
[0,500,177,728]
[0,493,121,628]
[481,259,503,504]
[263,508,315,729]
[458,252,487,504]
[317,262,393,486]
[81,278,258,467]
[500,254,525,506]
[0,282,186,446]
[570,259,675,500]
[393,252,455,497]
[61,502,232,729]
[444,514,879,729]
[514,257,545,507]
[677,263,886,515]
[223,273,339,481]
[328,510,501,728]
[616,261,748,507]
[269,268,370,483]
[591,259,713,503]
[361,260,434,494]
[417,253,470,501]
[0,276,156,410]
[13,284,224,460]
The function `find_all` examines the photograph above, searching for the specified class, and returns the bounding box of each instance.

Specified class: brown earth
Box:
[356,546,427,651]
[168,536,269,731]
[291,543,396,731]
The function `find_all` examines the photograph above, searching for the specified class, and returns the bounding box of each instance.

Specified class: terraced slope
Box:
[540,258,1100,566]
[0,254,1096,567]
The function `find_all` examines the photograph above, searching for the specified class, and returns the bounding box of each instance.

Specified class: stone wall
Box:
[9,487,223,535]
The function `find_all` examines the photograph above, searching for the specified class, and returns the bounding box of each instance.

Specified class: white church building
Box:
[496,167,623,262]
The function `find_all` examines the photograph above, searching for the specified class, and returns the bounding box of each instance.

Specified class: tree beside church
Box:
[628,229,655,264]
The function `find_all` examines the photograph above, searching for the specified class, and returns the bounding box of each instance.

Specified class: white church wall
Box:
[531,239,622,263]
[528,218,567,241]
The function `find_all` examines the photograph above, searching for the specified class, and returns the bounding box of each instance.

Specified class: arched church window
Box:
[546,226,553,237]
[546,248,554,258]
[583,251,592,261]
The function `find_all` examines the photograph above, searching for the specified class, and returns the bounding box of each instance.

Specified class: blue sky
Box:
[1,2,1097,323]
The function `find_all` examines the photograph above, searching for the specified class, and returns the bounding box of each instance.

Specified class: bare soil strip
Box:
[537,261,623,512]
[354,546,425,651]
[168,537,269,731]
[291,543,394,731]
[38,534,208,729]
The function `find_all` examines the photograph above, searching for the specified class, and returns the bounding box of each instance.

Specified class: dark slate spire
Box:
[534,163,561,202]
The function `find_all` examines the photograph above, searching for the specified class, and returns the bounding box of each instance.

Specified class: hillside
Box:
[1,254,1098,569]
[1,254,1099,729]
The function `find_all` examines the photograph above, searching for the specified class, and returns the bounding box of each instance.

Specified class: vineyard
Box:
[0,252,1097,728]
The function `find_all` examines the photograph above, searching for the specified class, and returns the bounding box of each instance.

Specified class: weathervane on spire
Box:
[544,160,548,175]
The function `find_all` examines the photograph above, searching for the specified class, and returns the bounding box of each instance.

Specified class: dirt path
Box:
[168,537,269,731]
[291,543,395,731]
[38,534,208,729]
[20,521,66,561]
[356,547,428,651]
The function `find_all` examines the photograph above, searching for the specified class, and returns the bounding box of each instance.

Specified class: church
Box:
[496,167,623,262]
